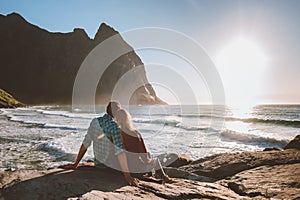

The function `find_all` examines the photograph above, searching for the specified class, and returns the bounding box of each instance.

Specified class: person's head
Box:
[115,108,134,132]
[106,101,121,117]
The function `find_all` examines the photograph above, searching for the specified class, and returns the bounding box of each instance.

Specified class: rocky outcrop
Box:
[0,13,166,105]
[1,135,299,199]
[157,153,193,168]
[284,134,300,150]
[0,167,245,200]
[179,149,300,180]
[0,88,25,108]
[218,163,300,199]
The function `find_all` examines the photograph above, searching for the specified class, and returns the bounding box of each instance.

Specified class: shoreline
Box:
[0,105,299,171]
[0,135,299,199]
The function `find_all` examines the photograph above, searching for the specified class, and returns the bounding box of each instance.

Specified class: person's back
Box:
[115,109,151,173]
[83,113,123,167]
[62,101,140,186]
[121,129,147,153]
[114,108,173,183]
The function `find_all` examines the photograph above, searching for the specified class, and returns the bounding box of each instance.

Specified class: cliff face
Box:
[0,13,166,105]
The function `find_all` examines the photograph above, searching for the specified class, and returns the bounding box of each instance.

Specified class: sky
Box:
[1,0,299,106]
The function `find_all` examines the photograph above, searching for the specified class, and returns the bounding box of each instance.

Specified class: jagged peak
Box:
[2,12,92,38]
[93,22,119,43]
[73,28,90,39]
[2,12,51,34]
[98,22,118,34]
[73,28,86,32]
[7,12,23,18]
[5,12,28,23]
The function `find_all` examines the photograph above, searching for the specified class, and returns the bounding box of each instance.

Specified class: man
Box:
[63,101,139,186]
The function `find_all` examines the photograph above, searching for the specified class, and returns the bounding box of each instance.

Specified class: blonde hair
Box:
[115,109,135,134]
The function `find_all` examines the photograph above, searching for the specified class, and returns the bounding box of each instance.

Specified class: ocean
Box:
[0,104,299,170]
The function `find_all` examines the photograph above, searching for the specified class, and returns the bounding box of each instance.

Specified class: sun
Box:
[216,38,267,107]
[217,38,266,72]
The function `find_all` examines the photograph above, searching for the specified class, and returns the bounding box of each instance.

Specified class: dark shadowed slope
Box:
[0,13,166,105]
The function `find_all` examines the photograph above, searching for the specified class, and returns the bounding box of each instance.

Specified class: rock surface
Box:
[218,163,300,199]
[179,149,300,180]
[0,167,245,200]
[1,147,299,199]
[0,88,25,108]
[0,13,166,105]
[284,134,300,150]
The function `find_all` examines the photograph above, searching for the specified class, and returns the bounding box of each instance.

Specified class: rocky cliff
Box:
[0,13,166,105]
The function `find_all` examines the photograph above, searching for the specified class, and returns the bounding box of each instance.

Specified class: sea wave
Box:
[37,142,66,157]
[137,113,300,128]
[133,118,180,126]
[43,124,86,131]
[133,118,217,131]
[6,114,86,131]
[35,109,96,120]
[37,141,90,162]
[220,129,289,148]
[175,123,218,131]
[177,114,225,119]
[227,117,300,128]
[133,113,225,119]
[7,114,45,126]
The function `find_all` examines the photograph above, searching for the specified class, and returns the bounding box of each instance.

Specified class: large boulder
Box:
[284,135,300,150]
[218,163,300,199]
[157,153,193,168]
[0,167,245,200]
[179,149,300,180]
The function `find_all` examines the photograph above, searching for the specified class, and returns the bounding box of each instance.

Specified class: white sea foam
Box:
[220,129,289,148]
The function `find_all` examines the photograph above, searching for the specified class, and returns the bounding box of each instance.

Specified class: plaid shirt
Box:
[82,113,125,166]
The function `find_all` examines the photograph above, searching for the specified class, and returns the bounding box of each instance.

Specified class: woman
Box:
[115,109,151,170]
[115,108,173,182]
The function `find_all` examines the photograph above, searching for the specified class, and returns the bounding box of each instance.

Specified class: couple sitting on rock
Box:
[63,101,171,186]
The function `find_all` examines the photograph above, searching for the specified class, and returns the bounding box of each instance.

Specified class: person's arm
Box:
[117,152,139,186]
[62,144,87,169]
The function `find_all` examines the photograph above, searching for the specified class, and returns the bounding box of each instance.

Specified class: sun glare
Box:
[216,38,267,107]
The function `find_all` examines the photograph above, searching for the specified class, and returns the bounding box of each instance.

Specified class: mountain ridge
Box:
[0,12,166,105]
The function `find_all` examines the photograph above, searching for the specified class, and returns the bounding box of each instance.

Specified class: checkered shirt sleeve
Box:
[82,118,97,148]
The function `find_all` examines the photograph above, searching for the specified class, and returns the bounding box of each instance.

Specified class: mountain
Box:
[0,13,166,105]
